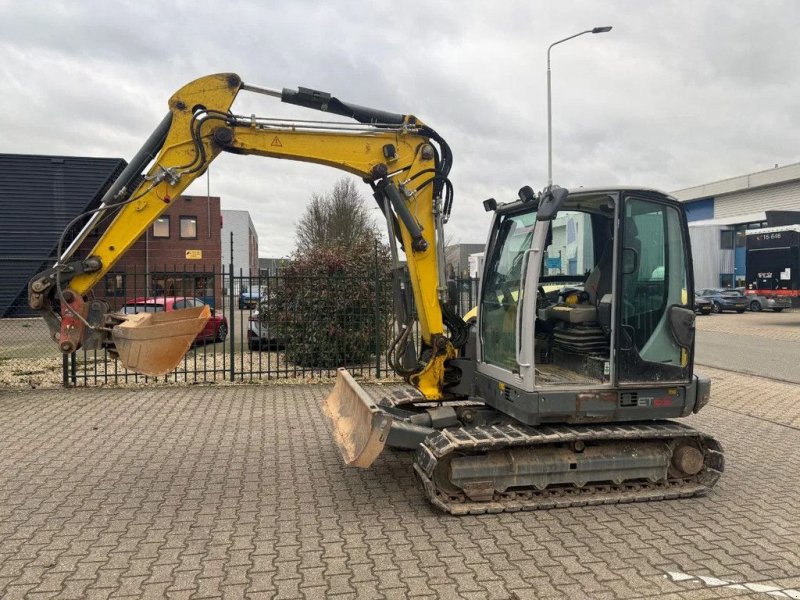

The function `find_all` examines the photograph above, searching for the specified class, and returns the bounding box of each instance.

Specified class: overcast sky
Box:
[2,1,798,257]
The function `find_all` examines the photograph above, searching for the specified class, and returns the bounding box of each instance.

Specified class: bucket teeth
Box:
[322,369,394,468]
[111,305,210,376]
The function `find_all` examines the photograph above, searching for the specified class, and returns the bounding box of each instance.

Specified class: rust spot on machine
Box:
[111,305,211,376]
[323,369,393,468]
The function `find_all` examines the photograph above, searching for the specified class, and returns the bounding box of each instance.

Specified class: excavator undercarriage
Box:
[415,421,723,515]
[323,371,724,515]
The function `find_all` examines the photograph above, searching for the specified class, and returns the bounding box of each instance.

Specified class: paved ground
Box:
[696,330,800,383]
[694,309,800,343]
[1,366,799,600]
[695,310,800,383]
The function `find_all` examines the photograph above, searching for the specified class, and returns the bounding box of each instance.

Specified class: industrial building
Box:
[0,154,125,317]
[258,257,286,276]
[0,153,237,314]
[672,162,800,291]
[445,243,484,278]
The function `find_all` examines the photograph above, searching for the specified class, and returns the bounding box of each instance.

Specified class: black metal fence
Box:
[0,257,479,388]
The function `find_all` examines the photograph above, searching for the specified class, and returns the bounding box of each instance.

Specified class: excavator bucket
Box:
[323,368,394,468]
[111,305,211,376]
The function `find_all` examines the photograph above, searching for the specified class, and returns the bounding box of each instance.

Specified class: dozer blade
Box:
[111,305,211,376]
[323,368,394,468]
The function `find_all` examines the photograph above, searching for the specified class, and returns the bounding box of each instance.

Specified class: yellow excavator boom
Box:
[29,73,459,398]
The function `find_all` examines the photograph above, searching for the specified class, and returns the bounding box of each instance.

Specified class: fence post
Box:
[373,241,381,378]
[229,232,235,381]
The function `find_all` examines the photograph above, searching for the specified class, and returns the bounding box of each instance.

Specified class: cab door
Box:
[617,194,695,384]
[477,206,544,392]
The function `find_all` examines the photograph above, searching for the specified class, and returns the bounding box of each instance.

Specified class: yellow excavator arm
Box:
[29,73,463,399]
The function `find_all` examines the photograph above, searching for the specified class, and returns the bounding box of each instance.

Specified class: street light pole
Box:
[547,26,612,188]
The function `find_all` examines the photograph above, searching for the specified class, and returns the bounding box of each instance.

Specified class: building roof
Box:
[687,212,767,227]
[746,224,800,235]
[672,161,800,202]
[0,153,126,317]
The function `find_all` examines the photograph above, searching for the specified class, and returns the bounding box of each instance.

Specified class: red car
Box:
[119,297,228,343]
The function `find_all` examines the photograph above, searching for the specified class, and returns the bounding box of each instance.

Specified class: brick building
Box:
[80,195,223,307]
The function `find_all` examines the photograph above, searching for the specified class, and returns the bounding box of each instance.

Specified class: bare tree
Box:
[295,178,381,253]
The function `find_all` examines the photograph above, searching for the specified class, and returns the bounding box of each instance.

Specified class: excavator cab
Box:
[475,187,699,422]
[326,187,704,458]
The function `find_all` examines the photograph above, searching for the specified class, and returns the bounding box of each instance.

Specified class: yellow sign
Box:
[185,250,203,260]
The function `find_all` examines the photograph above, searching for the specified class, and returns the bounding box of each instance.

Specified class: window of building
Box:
[180,216,197,239]
[746,221,768,230]
[720,230,734,250]
[104,273,125,297]
[153,216,170,238]
[151,273,214,299]
[719,273,734,288]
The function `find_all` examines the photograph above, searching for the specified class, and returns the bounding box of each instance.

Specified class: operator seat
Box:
[585,235,614,305]
[548,223,614,324]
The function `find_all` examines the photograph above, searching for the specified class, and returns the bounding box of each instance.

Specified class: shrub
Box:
[263,241,392,369]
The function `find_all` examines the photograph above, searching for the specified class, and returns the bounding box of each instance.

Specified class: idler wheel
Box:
[672,445,704,475]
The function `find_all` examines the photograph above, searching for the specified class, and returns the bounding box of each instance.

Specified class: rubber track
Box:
[413,421,724,515]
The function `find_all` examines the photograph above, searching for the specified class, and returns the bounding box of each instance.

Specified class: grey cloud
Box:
[1,0,798,257]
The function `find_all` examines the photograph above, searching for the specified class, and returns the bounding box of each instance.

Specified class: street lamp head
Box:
[546,25,613,187]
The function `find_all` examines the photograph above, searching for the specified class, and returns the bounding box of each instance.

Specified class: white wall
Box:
[688,224,734,289]
[713,180,800,220]
[221,210,257,276]
[468,252,484,278]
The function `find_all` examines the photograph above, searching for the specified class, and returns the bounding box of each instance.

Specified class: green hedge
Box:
[263,242,392,368]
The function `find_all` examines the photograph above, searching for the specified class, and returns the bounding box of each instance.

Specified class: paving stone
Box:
[0,370,798,599]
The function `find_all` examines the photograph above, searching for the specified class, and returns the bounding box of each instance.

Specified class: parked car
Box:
[238,290,261,310]
[693,294,712,315]
[736,288,791,312]
[119,296,228,343]
[696,288,747,314]
[247,311,281,351]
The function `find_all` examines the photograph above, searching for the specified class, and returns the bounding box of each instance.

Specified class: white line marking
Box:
[667,572,800,599]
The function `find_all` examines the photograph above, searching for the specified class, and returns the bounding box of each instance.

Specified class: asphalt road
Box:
[695,323,800,383]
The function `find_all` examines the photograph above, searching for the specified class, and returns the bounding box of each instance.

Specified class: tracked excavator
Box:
[29,73,723,514]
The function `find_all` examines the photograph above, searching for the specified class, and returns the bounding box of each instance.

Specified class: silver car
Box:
[744,292,791,312]
[247,311,281,351]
